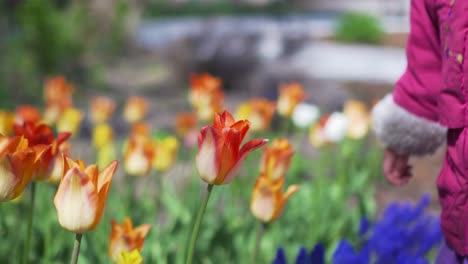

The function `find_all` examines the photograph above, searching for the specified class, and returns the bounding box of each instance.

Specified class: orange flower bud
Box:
[108,218,151,261]
[43,76,74,124]
[196,111,267,185]
[124,124,154,176]
[54,157,119,233]
[175,113,198,137]
[250,174,299,222]
[189,73,224,122]
[277,83,306,117]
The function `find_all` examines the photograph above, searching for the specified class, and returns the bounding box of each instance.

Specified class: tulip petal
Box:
[196,126,220,184]
[222,138,267,184]
[54,167,98,233]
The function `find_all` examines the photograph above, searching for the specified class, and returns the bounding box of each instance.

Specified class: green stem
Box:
[70,233,83,264]
[185,184,214,264]
[23,181,37,264]
[252,222,266,264]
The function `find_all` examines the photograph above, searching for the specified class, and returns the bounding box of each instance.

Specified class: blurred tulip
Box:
[44,76,74,108]
[97,143,117,171]
[175,113,198,138]
[343,100,371,139]
[90,96,116,124]
[236,98,276,132]
[277,83,305,117]
[93,123,115,149]
[14,122,71,180]
[153,136,179,172]
[56,108,83,136]
[323,112,348,142]
[43,76,74,124]
[292,103,320,128]
[54,158,119,233]
[130,122,150,140]
[189,73,224,122]
[124,127,154,176]
[0,135,49,201]
[250,174,299,222]
[15,105,42,125]
[260,139,294,181]
[309,115,330,148]
[0,111,15,136]
[196,111,267,185]
[108,218,151,261]
[123,97,148,123]
[116,249,143,264]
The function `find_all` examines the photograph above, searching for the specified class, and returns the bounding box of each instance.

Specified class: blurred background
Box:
[0,0,445,262]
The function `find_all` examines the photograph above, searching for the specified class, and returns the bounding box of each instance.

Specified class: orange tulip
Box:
[90,96,116,124]
[123,97,148,123]
[15,105,42,125]
[0,111,15,136]
[43,76,74,124]
[48,141,71,183]
[124,124,154,176]
[260,139,294,182]
[277,83,306,117]
[175,113,198,137]
[0,135,49,201]
[250,174,299,222]
[14,122,71,180]
[309,115,330,148]
[108,218,151,261]
[54,157,119,233]
[189,73,224,122]
[196,111,267,185]
[236,98,276,132]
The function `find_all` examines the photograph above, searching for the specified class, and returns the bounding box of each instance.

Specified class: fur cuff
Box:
[372,94,447,156]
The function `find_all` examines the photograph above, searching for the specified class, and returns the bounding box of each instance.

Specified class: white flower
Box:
[292,103,320,128]
[323,112,348,142]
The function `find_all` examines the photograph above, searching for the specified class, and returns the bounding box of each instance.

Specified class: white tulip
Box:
[292,103,320,128]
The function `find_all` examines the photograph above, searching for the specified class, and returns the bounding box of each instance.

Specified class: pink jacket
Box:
[372,0,468,255]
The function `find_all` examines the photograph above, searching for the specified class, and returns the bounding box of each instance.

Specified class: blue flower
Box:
[332,240,370,264]
[273,248,287,264]
[310,244,325,264]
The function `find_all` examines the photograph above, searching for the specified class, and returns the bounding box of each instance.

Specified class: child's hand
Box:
[383,148,412,185]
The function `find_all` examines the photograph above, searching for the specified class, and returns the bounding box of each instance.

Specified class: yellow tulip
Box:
[0,111,15,136]
[93,123,115,149]
[54,157,119,233]
[153,136,179,172]
[56,108,83,136]
[116,249,143,264]
[250,174,299,222]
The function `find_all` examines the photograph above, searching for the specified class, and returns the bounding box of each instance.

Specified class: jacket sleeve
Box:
[372,0,446,156]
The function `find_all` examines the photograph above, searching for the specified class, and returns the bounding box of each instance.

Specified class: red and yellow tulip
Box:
[108,218,151,261]
[54,157,119,233]
[153,136,179,172]
[123,96,148,123]
[260,139,294,182]
[196,111,267,185]
[250,174,300,222]
[90,96,116,124]
[189,73,224,122]
[14,122,71,180]
[124,124,154,176]
[236,98,276,132]
[0,135,49,201]
[43,76,74,124]
[277,83,306,117]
